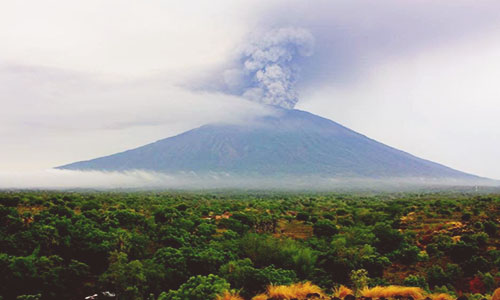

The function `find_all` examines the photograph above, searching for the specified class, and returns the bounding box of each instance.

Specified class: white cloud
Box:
[0,0,263,77]
[0,63,273,171]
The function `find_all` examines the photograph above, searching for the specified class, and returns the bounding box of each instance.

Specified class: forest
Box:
[0,191,498,300]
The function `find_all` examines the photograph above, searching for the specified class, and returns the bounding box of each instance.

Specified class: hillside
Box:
[57,109,477,179]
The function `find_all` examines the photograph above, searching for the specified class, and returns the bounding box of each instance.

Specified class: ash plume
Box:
[223,27,315,109]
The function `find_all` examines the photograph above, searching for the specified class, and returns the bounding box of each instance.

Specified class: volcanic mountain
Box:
[57,109,477,179]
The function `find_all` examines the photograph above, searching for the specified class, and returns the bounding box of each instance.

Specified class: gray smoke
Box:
[223,27,315,109]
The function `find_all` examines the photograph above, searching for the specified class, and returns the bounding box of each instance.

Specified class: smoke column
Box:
[223,27,315,109]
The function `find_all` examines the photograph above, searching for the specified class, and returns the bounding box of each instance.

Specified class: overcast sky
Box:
[1,0,500,180]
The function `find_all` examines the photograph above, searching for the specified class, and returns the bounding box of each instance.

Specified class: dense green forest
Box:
[0,191,498,300]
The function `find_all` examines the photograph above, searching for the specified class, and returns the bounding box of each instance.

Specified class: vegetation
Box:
[0,191,498,300]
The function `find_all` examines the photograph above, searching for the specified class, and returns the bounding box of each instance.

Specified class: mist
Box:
[0,63,274,172]
[1,169,497,192]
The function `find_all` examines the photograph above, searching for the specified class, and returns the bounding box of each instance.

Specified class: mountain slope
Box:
[57,109,477,178]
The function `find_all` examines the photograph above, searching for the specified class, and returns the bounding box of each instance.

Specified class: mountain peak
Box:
[57,109,477,179]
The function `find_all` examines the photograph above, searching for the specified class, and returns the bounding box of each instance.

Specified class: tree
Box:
[463,256,489,276]
[219,259,296,298]
[373,223,403,254]
[444,263,463,283]
[360,254,390,278]
[448,241,477,263]
[395,244,421,265]
[99,251,146,300]
[484,221,497,236]
[162,274,230,300]
[289,247,317,278]
[427,265,448,288]
[313,220,338,238]
[461,212,472,222]
[296,212,309,221]
[149,247,189,292]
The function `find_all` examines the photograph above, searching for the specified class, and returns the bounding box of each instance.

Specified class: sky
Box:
[1,0,500,182]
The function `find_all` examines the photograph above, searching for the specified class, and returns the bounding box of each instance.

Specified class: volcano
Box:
[57,109,477,179]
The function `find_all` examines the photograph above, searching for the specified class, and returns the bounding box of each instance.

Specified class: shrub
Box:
[429,293,454,300]
[350,269,369,294]
[469,276,485,294]
[360,286,426,300]
[492,288,500,300]
[333,285,353,298]
[403,275,429,291]
[251,295,267,300]
[216,291,244,300]
[266,282,324,300]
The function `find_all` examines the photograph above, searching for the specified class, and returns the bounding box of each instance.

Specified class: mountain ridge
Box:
[57,108,479,179]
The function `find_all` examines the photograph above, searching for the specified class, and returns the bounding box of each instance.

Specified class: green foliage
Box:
[350,269,369,295]
[417,250,429,262]
[403,275,429,291]
[448,241,477,263]
[296,212,309,221]
[0,191,498,299]
[162,274,229,300]
[394,244,420,265]
[239,234,311,273]
[427,265,448,288]
[461,212,472,221]
[99,251,146,300]
[445,263,463,283]
[433,285,456,297]
[313,219,338,237]
[219,259,296,297]
[288,246,317,278]
[483,220,497,236]
[373,223,403,254]
[477,272,496,293]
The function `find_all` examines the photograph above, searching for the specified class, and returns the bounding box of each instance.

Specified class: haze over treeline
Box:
[1,169,499,191]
